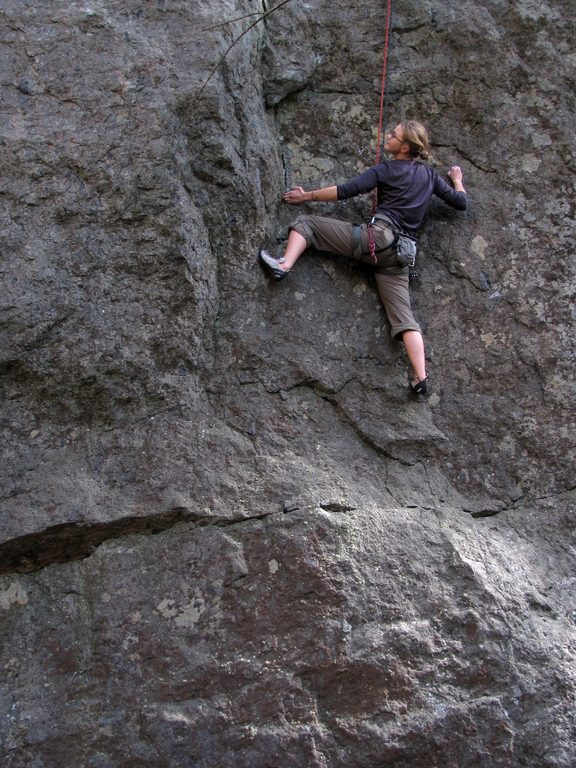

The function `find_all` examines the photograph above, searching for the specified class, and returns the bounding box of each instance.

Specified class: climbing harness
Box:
[363,214,417,269]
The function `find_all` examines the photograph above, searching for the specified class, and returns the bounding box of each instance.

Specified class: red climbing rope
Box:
[369,0,393,260]
[375,0,392,166]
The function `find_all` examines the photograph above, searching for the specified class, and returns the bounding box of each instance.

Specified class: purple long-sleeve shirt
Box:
[337,159,467,233]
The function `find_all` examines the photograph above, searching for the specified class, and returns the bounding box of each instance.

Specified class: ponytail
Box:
[401,120,431,163]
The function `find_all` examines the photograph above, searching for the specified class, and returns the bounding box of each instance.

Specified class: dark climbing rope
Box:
[193,0,296,102]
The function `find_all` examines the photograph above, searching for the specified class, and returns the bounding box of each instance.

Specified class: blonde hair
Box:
[401,120,431,162]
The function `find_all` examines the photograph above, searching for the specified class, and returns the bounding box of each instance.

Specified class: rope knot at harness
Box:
[368,225,377,263]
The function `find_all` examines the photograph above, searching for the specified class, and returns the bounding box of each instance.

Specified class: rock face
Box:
[1,1,574,766]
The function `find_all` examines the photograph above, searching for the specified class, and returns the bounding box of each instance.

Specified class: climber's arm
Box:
[283,186,338,204]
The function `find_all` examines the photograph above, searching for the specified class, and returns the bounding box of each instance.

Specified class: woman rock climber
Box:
[259,120,467,395]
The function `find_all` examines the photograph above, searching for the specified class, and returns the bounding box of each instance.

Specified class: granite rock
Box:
[1,0,575,765]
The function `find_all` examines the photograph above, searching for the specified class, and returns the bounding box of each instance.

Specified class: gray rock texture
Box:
[1,0,575,766]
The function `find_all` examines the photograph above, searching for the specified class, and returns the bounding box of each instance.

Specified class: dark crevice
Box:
[467,486,576,519]
[430,252,492,293]
[468,506,506,519]
[0,507,278,576]
[432,143,498,175]
[0,491,363,576]
[267,379,430,467]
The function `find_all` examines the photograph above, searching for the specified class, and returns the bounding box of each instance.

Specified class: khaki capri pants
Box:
[290,214,422,339]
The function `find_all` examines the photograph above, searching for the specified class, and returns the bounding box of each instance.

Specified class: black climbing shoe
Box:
[259,250,290,280]
[410,377,428,396]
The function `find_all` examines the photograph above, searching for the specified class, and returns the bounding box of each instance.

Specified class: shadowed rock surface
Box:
[1,1,575,765]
